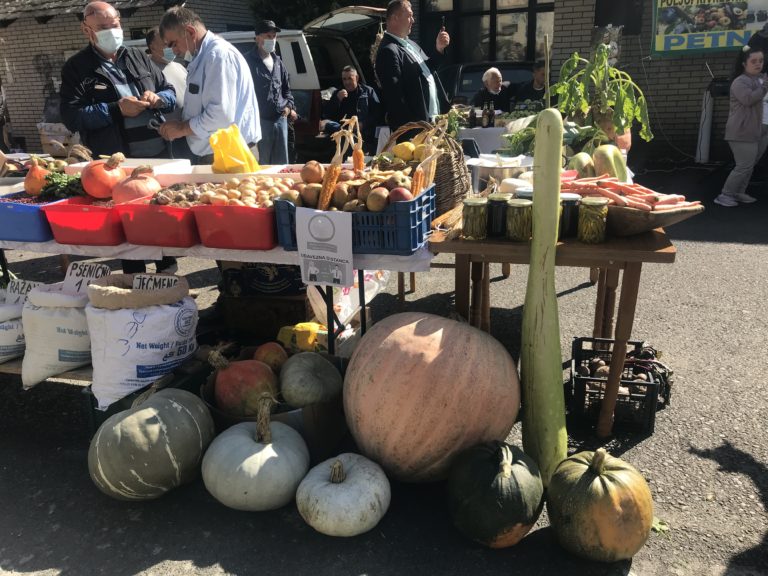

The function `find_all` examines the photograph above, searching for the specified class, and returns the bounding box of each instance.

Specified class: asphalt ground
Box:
[0,162,767,576]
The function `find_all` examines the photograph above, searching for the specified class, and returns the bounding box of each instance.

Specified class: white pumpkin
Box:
[202,395,309,511]
[296,453,391,537]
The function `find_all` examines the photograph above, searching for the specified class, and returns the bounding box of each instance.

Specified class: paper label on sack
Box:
[5,279,42,305]
[295,207,353,287]
[132,274,180,291]
[61,262,112,295]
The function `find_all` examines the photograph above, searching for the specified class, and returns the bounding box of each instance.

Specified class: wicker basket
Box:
[381,121,471,216]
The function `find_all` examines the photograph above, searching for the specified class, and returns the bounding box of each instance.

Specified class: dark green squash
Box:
[447,441,544,548]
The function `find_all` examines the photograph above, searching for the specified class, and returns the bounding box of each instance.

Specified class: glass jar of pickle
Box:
[506,198,533,241]
[486,193,512,238]
[462,197,488,240]
[577,197,609,244]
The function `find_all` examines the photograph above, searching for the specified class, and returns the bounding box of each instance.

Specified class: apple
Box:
[253,342,289,374]
[366,187,390,212]
[388,187,414,203]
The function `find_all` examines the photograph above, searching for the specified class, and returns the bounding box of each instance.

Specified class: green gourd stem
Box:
[329,460,346,484]
[590,448,607,475]
[255,393,275,444]
[498,444,513,479]
[105,152,126,169]
[520,108,568,488]
[207,350,230,371]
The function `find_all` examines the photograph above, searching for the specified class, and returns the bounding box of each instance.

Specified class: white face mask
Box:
[262,38,276,53]
[183,30,196,63]
[94,28,123,54]
[163,47,175,61]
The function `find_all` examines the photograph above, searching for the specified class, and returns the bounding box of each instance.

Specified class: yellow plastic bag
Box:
[209,124,260,174]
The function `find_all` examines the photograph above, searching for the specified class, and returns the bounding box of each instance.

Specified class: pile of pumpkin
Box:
[87,312,654,561]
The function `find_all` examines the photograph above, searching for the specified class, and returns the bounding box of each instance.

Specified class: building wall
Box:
[553,0,735,162]
[0,0,253,153]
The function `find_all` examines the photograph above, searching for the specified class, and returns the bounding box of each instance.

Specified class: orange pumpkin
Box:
[81,153,127,199]
[343,312,521,482]
[24,157,50,196]
[112,165,162,204]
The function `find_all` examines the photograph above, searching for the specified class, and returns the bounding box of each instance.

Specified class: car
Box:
[125,6,386,163]
[437,61,534,105]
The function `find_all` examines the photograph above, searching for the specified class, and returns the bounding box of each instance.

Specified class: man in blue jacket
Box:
[245,20,295,165]
[375,0,450,134]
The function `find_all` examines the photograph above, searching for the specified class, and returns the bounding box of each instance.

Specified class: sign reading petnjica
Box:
[4,279,42,305]
[653,1,756,55]
[295,207,354,288]
[132,274,180,291]
[61,262,112,295]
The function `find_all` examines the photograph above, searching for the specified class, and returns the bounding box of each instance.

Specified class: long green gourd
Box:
[520,108,568,487]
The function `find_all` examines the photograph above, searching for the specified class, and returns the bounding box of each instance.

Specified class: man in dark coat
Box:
[374,0,450,133]
[322,66,381,154]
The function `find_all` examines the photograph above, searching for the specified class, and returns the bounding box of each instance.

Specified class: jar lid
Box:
[515,186,534,199]
[487,193,513,203]
[507,198,533,207]
[463,197,488,206]
[580,197,610,206]
[560,192,581,202]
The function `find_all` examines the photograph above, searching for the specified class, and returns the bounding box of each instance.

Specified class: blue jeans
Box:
[258,116,289,165]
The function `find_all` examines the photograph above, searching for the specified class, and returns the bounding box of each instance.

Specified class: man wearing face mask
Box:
[244,20,294,165]
[60,1,178,276]
[158,6,260,164]
[472,67,512,112]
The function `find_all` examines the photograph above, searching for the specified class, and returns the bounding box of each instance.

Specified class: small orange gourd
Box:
[24,157,50,196]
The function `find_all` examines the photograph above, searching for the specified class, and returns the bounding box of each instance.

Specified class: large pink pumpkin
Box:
[343,312,520,482]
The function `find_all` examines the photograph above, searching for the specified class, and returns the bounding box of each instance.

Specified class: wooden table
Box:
[429,229,677,437]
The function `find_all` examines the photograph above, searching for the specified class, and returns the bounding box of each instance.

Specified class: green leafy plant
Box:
[551,44,653,142]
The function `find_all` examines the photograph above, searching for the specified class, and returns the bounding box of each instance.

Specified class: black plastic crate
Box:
[567,337,666,434]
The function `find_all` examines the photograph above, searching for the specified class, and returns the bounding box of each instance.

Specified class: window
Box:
[420,0,553,63]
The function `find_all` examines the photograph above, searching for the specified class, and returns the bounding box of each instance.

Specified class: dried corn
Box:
[411,166,424,197]
[317,130,350,211]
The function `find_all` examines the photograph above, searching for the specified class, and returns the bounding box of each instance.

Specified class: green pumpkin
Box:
[447,441,544,548]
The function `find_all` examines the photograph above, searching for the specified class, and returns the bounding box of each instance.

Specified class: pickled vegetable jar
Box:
[487,193,512,238]
[462,197,488,240]
[577,197,609,244]
[506,198,533,241]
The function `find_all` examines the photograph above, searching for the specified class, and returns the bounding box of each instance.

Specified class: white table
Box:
[457,127,507,154]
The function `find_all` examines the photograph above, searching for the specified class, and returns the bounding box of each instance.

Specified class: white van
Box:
[126,6,386,161]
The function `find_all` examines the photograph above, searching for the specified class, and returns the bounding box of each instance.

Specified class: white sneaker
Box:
[714,194,738,207]
[732,192,758,203]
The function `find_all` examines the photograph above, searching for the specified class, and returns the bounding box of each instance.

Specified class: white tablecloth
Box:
[457,127,507,154]
[0,240,434,273]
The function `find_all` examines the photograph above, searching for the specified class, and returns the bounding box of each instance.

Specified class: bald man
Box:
[60,1,176,159]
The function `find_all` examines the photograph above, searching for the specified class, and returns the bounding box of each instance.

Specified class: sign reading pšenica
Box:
[653,1,761,55]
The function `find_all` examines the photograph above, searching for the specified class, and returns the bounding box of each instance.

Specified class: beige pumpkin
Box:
[343,312,521,482]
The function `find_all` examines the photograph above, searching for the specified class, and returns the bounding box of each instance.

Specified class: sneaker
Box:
[157,262,178,275]
[731,192,758,204]
[714,194,738,207]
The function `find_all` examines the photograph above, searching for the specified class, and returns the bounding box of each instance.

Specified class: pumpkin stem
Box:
[498,444,514,478]
[590,448,608,475]
[105,152,126,169]
[131,165,155,178]
[255,393,275,444]
[329,460,346,483]
[207,349,230,371]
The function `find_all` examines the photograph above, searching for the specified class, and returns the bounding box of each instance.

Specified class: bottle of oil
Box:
[468,106,477,128]
[481,101,491,128]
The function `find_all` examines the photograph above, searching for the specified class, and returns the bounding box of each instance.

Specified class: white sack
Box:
[21,283,91,388]
[86,297,198,410]
[0,288,25,364]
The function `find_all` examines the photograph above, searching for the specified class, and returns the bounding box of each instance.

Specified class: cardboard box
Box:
[37,122,80,158]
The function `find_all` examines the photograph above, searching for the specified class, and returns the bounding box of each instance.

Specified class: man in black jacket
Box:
[322,66,381,154]
[60,2,176,159]
[375,0,450,133]
[60,2,178,274]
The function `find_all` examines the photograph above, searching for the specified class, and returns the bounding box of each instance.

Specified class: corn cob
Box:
[352,116,365,171]
[317,130,350,211]
[411,166,424,197]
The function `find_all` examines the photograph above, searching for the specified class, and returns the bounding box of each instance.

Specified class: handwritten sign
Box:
[295,208,353,287]
[61,262,112,295]
[5,279,42,305]
[132,274,180,291]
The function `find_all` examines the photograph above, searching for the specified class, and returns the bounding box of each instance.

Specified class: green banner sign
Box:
[653,1,759,55]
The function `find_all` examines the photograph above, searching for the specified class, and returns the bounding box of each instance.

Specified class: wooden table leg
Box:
[470,261,484,328]
[589,267,599,284]
[501,263,511,278]
[592,268,607,338]
[454,255,471,321]
[409,272,416,293]
[600,269,620,339]
[481,262,491,332]
[597,262,643,438]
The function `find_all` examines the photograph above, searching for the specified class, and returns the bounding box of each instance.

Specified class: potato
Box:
[228,199,246,207]
[226,178,241,190]
[337,169,355,182]
[593,365,611,378]
[357,181,373,203]
[332,183,350,209]
[301,183,322,207]
[226,189,242,200]
[211,194,229,206]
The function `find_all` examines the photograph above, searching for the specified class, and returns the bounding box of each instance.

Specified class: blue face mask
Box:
[163,47,175,61]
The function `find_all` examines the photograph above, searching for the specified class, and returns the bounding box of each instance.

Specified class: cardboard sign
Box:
[4,279,43,305]
[61,262,112,295]
[132,274,180,291]
[295,207,353,288]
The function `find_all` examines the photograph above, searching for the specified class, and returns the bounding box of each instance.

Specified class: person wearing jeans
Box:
[715,46,768,207]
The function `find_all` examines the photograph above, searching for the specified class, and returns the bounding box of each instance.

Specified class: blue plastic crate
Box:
[0,192,64,242]
[275,184,435,255]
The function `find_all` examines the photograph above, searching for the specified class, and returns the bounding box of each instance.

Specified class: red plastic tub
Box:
[41,197,125,246]
[191,204,276,250]
[116,197,200,247]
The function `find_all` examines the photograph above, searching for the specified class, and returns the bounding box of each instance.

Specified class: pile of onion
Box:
[81,153,127,199]
[112,165,162,204]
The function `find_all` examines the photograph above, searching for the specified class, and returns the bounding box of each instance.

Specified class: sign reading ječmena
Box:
[653,1,760,55]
